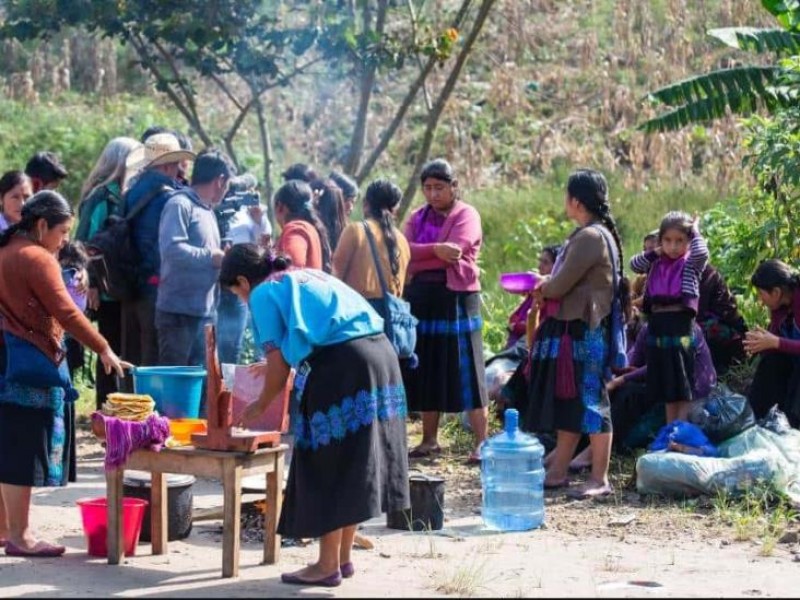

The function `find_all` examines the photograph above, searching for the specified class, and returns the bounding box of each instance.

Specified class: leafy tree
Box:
[1,0,498,217]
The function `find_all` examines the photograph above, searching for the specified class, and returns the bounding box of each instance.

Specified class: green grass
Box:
[712,481,798,554]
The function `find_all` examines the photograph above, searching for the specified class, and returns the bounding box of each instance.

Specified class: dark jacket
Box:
[123,170,179,291]
[697,265,746,333]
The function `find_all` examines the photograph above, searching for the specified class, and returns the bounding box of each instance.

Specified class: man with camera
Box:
[214,173,272,364]
[156,148,235,367]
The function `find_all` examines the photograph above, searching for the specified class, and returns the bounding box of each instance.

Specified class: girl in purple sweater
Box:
[744,259,800,427]
[630,211,709,424]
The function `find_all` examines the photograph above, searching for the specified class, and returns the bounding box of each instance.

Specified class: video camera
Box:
[216,173,261,241]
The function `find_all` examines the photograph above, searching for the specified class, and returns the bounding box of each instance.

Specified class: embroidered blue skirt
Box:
[401,280,489,413]
[0,382,75,487]
[277,333,410,539]
[521,318,612,435]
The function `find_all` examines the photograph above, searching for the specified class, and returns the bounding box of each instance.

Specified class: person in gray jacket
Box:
[156,149,234,366]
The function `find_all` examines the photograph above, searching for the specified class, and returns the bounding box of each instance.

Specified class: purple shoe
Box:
[340,562,355,578]
[281,571,343,587]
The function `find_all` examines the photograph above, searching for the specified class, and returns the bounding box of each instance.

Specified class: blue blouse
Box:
[249,269,384,366]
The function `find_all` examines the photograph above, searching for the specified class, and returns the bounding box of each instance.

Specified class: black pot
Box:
[386,472,445,531]
[123,471,195,542]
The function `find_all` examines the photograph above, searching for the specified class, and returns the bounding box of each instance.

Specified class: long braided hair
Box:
[274,180,332,273]
[364,178,403,288]
[567,169,631,321]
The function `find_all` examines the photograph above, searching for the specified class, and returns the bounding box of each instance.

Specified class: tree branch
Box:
[399,0,497,219]
[406,0,433,112]
[127,31,211,146]
[356,0,474,183]
[344,0,389,175]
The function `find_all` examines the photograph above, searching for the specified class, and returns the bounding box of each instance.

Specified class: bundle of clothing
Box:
[91,411,171,470]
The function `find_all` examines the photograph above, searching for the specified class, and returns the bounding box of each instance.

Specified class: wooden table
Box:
[105,444,287,578]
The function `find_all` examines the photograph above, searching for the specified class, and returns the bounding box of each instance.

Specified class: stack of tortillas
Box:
[102,393,155,422]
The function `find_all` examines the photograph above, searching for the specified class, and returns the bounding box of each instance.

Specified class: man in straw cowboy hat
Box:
[120,132,195,371]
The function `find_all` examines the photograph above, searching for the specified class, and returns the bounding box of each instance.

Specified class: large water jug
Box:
[479,408,545,531]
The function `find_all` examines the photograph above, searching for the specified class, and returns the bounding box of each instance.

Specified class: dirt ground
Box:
[3,423,800,598]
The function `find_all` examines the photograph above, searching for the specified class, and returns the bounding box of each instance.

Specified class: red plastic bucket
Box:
[77,497,148,557]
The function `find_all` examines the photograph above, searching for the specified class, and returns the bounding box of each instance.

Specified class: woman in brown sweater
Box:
[525,170,627,499]
[0,192,128,558]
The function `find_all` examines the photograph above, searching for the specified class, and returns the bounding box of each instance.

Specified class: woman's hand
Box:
[743,326,780,355]
[433,242,462,263]
[87,287,101,311]
[531,277,548,304]
[606,375,625,392]
[99,347,133,378]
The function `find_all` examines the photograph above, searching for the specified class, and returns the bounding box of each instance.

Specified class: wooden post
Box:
[264,452,284,564]
[151,471,168,555]
[106,467,124,564]
[221,460,242,578]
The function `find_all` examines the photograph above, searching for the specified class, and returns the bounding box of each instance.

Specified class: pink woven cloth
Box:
[91,412,171,470]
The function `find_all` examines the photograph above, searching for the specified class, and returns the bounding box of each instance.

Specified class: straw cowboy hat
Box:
[125,132,196,171]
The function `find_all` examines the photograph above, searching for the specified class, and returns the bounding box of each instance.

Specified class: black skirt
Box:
[278,334,410,539]
[748,351,800,428]
[646,311,696,404]
[402,281,488,413]
[0,397,75,487]
[521,318,612,435]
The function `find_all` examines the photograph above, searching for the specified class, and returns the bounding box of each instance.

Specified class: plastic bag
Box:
[636,449,783,497]
[688,383,756,444]
[758,404,792,435]
[649,420,718,457]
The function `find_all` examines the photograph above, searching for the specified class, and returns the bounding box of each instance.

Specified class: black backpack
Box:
[84,185,169,302]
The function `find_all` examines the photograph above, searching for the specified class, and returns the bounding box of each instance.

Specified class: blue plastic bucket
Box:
[132,366,206,418]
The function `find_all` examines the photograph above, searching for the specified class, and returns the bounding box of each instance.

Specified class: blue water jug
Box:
[479,408,545,531]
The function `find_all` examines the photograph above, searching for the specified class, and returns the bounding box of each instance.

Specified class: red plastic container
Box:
[77,497,148,557]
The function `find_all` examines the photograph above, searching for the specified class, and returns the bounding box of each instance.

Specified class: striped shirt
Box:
[630,231,709,313]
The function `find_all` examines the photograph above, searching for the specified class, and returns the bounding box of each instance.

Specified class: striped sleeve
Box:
[630,250,657,274]
[685,233,709,271]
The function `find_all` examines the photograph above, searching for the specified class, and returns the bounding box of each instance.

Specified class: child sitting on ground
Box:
[486,245,561,407]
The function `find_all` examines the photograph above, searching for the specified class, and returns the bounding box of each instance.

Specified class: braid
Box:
[296,204,332,273]
[376,210,401,286]
[599,213,631,322]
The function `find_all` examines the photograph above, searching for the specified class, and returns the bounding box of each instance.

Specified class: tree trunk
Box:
[344,0,389,175]
[356,0,474,184]
[255,95,275,228]
[398,0,497,220]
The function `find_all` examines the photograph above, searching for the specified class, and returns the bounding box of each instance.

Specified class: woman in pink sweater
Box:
[402,159,488,463]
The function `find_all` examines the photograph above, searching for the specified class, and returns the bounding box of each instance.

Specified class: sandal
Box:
[466,451,481,465]
[567,482,613,500]
[408,445,442,459]
[5,540,66,557]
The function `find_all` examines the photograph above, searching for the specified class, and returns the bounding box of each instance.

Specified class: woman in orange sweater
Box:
[274,180,331,273]
[0,192,128,557]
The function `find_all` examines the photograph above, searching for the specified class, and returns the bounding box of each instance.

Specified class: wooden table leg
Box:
[221,460,242,578]
[264,451,284,565]
[106,467,124,564]
[151,471,168,555]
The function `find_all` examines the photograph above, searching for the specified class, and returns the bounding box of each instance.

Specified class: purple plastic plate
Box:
[499,271,540,294]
